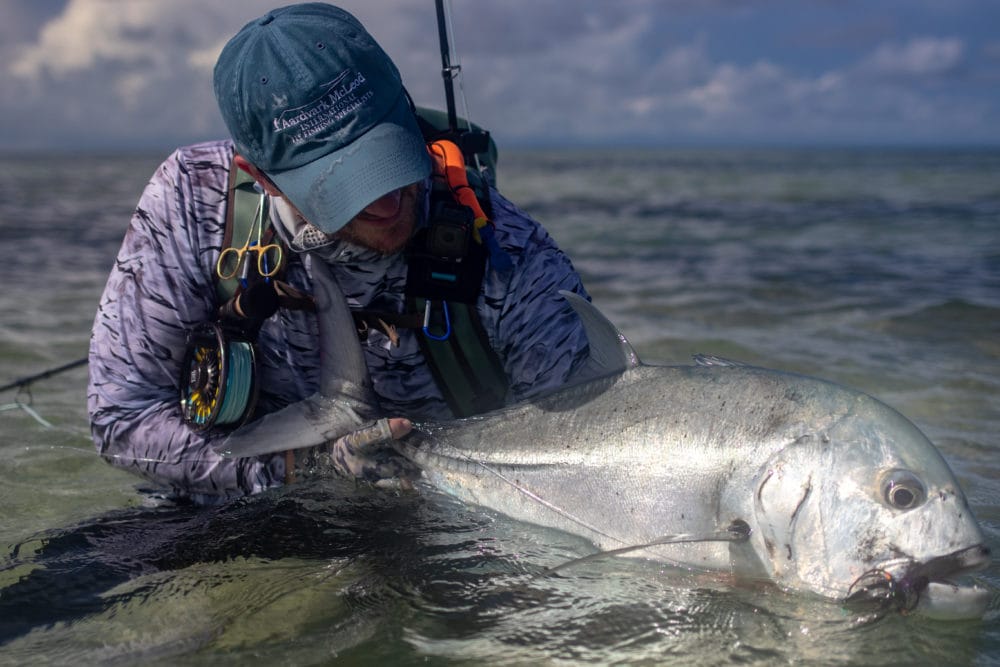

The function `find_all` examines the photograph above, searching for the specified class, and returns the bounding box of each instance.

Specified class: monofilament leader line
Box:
[1,358,89,431]
[1,398,55,429]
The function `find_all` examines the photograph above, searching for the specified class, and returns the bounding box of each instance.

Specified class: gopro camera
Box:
[426,201,472,259]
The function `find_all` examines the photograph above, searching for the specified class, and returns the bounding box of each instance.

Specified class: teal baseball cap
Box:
[213,3,431,234]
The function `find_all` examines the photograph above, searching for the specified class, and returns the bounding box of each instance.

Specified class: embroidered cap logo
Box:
[274,70,376,146]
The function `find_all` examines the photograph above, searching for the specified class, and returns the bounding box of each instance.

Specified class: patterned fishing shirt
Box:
[88,140,590,504]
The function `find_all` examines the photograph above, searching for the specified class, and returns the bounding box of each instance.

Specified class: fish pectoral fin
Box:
[539,526,753,577]
[608,526,751,557]
[462,457,620,542]
[214,393,369,459]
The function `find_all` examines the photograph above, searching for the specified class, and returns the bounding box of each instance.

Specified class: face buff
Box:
[270,196,338,253]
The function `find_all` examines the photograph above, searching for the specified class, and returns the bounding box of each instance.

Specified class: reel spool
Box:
[180,323,258,430]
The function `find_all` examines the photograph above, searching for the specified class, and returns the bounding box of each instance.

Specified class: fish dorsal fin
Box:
[559,290,640,377]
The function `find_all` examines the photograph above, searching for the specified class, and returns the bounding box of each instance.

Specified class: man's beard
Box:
[333,183,422,256]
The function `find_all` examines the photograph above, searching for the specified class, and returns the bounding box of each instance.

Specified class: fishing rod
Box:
[0,356,88,393]
[433,0,490,164]
[435,0,460,135]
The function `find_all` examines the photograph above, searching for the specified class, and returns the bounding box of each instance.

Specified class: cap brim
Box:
[268,93,430,234]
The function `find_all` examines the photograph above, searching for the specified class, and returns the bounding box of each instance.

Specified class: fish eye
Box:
[880,469,926,510]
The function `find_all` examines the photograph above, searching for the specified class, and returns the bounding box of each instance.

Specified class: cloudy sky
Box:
[3,0,999,152]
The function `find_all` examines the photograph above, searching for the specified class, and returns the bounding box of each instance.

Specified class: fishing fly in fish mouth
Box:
[838,470,993,618]
[744,420,991,620]
[845,544,992,619]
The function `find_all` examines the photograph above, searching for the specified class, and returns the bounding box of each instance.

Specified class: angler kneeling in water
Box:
[87,3,591,504]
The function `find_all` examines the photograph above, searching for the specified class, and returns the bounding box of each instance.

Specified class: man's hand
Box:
[288,417,419,489]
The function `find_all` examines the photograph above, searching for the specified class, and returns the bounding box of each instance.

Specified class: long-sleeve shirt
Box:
[88,140,590,504]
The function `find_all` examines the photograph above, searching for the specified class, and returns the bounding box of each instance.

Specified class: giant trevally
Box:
[216,258,990,619]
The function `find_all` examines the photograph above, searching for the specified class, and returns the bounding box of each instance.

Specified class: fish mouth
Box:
[844,544,991,620]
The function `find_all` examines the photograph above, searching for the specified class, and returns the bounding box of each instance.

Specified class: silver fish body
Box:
[216,259,990,618]
[400,361,989,613]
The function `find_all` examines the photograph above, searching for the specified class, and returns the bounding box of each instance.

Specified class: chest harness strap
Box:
[402,139,511,417]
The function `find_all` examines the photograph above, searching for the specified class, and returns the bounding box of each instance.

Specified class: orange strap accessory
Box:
[427,140,512,271]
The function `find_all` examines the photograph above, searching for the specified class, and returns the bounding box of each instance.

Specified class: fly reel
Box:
[180,323,258,430]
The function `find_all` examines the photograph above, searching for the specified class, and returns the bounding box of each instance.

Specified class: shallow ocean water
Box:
[0,147,997,665]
